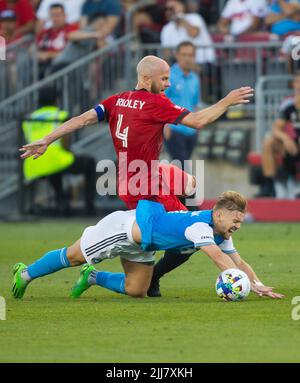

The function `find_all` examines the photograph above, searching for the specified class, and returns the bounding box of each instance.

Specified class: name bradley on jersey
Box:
[115,98,146,110]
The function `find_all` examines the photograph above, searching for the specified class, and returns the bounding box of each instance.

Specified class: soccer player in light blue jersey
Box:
[12,191,284,300]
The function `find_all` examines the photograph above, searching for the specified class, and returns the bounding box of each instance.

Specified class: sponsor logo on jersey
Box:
[200,235,212,240]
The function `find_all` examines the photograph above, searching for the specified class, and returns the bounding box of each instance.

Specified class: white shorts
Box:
[80,210,155,265]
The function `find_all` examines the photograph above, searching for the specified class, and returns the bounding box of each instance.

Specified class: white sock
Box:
[21,269,32,282]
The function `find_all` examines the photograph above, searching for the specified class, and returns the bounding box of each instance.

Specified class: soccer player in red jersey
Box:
[20,55,254,297]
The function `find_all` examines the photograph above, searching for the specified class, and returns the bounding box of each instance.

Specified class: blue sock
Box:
[27,247,70,280]
[95,271,126,294]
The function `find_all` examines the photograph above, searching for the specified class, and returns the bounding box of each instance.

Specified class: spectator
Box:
[258,72,300,198]
[36,3,78,78]
[69,0,121,47]
[0,0,35,36]
[50,0,121,69]
[123,0,167,43]
[22,86,97,215]
[0,9,20,44]
[280,33,300,74]
[218,0,268,37]
[164,41,200,172]
[265,0,300,36]
[160,0,215,65]
[36,0,85,32]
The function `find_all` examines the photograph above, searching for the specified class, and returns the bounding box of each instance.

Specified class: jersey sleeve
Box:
[184,222,215,248]
[219,237,236,254]
[153,96,190,125]
[94,95,117,122]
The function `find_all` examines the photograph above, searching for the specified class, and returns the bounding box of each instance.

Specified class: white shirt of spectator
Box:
[37,0,85,28]
[221,0,268,36]
[160,13,216,64]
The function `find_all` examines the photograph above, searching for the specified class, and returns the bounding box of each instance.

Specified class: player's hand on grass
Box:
[251,282,272,295]
[19,138,49,159]
[225,87,254,106]
[262,290,285,299]
[251,282,284,299]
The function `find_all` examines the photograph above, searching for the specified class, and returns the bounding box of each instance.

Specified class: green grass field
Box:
[0,220,300,363]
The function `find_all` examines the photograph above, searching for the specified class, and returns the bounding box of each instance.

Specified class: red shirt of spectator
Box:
[36,23,77,52]
[0,0,35,29]
[36,4,78,53]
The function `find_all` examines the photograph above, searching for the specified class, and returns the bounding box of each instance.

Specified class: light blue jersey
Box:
[136,200,236,254]
[165,63,200,136]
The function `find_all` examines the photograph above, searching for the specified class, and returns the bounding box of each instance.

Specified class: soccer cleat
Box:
[12,263,29,299]
[70,264,96,298]
[147,279,162,297]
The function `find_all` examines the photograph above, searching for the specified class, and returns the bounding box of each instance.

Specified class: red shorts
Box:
[120,164,189,212]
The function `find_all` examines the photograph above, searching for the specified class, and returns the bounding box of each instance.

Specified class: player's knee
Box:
[128,290,147,298]
[66,243,85,266]
[125,282,148,298]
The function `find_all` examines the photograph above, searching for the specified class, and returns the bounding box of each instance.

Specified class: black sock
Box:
[261,177,275,196]
[151,249,193,283]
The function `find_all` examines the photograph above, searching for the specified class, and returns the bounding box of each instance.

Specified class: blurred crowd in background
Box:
[2,0,300,78]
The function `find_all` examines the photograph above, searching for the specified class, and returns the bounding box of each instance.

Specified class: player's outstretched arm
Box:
[200,244,239,271]
[181,87,254,130]
[19,109,99,160]
[228,252,285,299]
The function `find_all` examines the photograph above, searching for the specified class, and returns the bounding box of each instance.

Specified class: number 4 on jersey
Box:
[116,114,129,148]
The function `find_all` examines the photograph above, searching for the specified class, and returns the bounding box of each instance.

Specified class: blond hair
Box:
[214,191,247,213]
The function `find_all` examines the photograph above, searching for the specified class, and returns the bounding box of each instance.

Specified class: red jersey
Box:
[95,89,190,206]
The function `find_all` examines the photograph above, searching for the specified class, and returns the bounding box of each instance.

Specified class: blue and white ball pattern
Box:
[215,268,251,301]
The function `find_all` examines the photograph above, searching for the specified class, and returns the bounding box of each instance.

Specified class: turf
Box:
[0,220,300,362]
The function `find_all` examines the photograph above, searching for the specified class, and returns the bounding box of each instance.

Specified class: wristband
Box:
[253,280,264,287]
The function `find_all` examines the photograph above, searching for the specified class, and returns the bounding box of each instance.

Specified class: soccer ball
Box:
[215,268,251,301]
